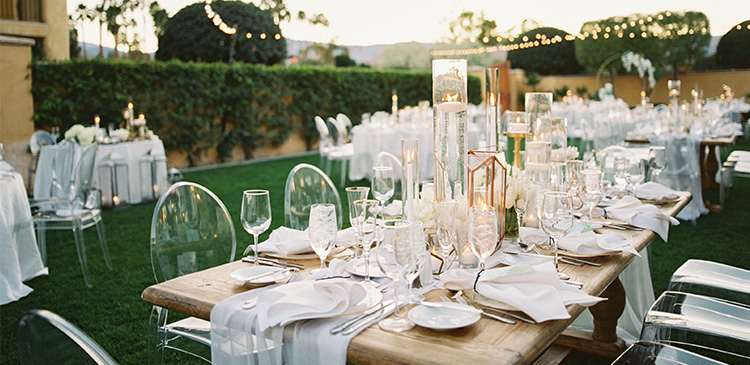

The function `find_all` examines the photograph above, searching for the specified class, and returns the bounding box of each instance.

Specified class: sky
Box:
[68,0,750,54]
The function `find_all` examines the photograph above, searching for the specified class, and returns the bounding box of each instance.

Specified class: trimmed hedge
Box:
[32,59,482,165]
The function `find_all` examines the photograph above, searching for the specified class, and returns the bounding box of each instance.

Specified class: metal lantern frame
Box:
[467,147,508,242]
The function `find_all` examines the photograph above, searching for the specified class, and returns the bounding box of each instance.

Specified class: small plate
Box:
[408,304,480,330]
[261,246,346,260]
[638,196,680,205]
[346,258,387,278]
[231,266,294,286]
[534,244,617,259]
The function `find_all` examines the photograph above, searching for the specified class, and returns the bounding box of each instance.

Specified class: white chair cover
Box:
[649,134,707,221]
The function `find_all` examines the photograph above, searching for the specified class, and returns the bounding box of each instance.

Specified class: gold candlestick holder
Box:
[504,131,529,170]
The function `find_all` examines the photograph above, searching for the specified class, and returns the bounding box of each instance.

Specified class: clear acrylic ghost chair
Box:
[640,291,750,364]
[375,151,402,205]
[668,259,750,307]
[27,130,56,193]
[325,117,354,186]
[336,113,353,143]
[649,135,706,221]
[32,144,110,287]
[314,116,333,168]
[595,145,634,187]
[17,309,117,365]
[284,163,343,231]
[613,341,727,365]
[149,182,236,364]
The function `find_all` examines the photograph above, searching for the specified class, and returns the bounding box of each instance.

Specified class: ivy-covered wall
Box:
[32,59,482,166]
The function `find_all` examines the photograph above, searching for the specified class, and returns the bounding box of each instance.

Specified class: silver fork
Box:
[441,293,515,324]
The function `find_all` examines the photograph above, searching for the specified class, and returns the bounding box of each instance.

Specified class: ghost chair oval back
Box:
[27,130,56,192]
[31,143,110,287]
[668,259,750,307]
[17,309,117,365]
[314,116,333,169]
[326,117,354,186]
[613,341,727,365]
[149,182,236,363]
[284,163,343,232]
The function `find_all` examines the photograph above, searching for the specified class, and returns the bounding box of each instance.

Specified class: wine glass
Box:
[514,174,533,244]
[539,191,574,279]
[580,170,603,222]
[648,146,667,182]
[240,190,272,266]
[468,207,498,271]
[433,199,458,270]
[50,127,60,142]
[614,156,630,189]
[626,159,646,196]
[565,160,583,193]
[372,166,395,221]
[353,199,379,286]
[404,222,427,302]
[308,203,338,273]
[376,220,415,332]
[345,187,370,259]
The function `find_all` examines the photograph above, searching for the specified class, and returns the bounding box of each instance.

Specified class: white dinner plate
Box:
[261,246,347,260]
[346,258,387,278]
[231,266,294,286]
[336,282,384,317]
[407,304,480,330]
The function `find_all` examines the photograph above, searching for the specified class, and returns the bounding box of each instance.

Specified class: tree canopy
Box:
[506,27,583,75]
[716,20,750,69]
[155,1,286,65]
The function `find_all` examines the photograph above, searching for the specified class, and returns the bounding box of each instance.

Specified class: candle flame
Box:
[113,195,120,204]
[128,102,133,109]
[94,115,100,123]
[489,93,495,105]
[444,93,459,102]
[139,114,145,119]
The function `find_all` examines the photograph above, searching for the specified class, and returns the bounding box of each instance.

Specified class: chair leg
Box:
[35,221,47,266]
[148,305,169,365]
[340,159,348,187]
[72,224,92,288]
[325,156,332,176]
[95,219,112,269]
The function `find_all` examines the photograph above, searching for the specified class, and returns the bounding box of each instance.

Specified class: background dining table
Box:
[0,170,47,305]
[142,192,691,364]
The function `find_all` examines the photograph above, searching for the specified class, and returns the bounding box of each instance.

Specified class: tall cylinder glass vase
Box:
[485,68,502,150]
[525,92,553,141]
[433,59,472,268]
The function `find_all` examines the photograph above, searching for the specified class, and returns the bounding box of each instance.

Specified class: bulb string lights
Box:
[430,10,726,57]
[204,0,281,41]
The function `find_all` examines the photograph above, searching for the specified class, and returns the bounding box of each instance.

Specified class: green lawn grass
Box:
[2,142,749,364]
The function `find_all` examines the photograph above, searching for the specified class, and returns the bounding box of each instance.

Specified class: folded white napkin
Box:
[0,161,14,172]
[597,196,679,241]
[520,225,639,256]
[440,262,603,322]
[383,200,402,217]
[635,182,679,201]
[255,278,368,330]
[258,227,313,256]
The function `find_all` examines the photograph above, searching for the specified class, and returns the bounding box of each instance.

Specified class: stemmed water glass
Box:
[240,190,272,265]
[614,156,630,189]
[345,187,370,259]
[626,159,646,196]
[353,199,379,286]
[539,191,574,279]
[376,220,415,332]
[308,203,338,273]
[648,146,667,182]
[565,160,583,193]
[433,199,458,271]
[372,166,395,221]
[580,170,603,222]
[404,223,427,302]
[50,127,60,142]
[468,207,498,271]
[514,174,533,244]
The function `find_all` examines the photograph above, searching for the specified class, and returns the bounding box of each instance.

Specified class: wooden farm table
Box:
[625,135,735,212]
[142,193,691,364]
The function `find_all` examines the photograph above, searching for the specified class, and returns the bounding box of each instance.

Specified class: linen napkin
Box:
[596,196,679,241]
[255,278,368,330]
[258,227,313,256]
[635,182,679,201]
[440,262,603,322]
[520,225,639,256]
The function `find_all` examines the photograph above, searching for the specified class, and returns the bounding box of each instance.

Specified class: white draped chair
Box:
[649,134,707,221]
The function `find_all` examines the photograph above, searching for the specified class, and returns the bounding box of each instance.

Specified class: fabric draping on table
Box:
[440,262,603,323]
[1,172,48,305]
[649,134,707,221]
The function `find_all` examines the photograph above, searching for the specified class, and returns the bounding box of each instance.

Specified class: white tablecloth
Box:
[1,172,47,305]
[349,123,482,181]
[34,139,166,204]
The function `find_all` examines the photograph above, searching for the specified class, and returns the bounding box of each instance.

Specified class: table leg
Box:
[700,145,722,212]
[589,277,625,343]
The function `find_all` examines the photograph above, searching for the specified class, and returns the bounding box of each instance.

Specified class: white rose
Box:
[76,127,96,145]
[417,199,435,230]
[64,124,85,140]
[505,184,517,209]
[110,128,130,141]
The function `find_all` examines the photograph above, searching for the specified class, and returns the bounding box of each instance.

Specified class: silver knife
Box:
[341,302,396,335]
[242,256,305,269]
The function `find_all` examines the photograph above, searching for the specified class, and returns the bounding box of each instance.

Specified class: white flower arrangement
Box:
[110,128,131,142]
[621,51,656,89]
[417,187,436,230]
[64,124,96,145]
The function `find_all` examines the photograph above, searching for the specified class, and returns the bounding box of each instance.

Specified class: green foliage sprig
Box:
[32,59,481,165]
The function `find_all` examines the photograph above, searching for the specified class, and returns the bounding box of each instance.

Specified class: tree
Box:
[445,11,502,44]
[716,20,750,69]
[507,27,583,75]
[525,72,541,91]
[374,42,431,70]
[334,53,356,67]
[92,0,108,58]
[69,18,82,59]
[149,1,168,38]
[73,3,94,58]
[156,1,286,65]
[255,0,328,27]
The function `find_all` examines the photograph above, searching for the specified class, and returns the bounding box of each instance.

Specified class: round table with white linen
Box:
[0,170,47,305]
[348,123,482,181]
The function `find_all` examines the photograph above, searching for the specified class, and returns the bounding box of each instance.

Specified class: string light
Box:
[429,10,726,57]
[203,0,281,41]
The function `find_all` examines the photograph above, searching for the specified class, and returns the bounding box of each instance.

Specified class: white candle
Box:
[436,101,466,113]
[508,122,528,133]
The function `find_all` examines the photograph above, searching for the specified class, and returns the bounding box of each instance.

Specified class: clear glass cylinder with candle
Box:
[535,116,568,162]
[668,80,681,109]
[432,59,468,202]
[525,141,551,185]
[485,68,502,150]
[401,138,419,222]
[502,111,530,170]
[525,92,553,139]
